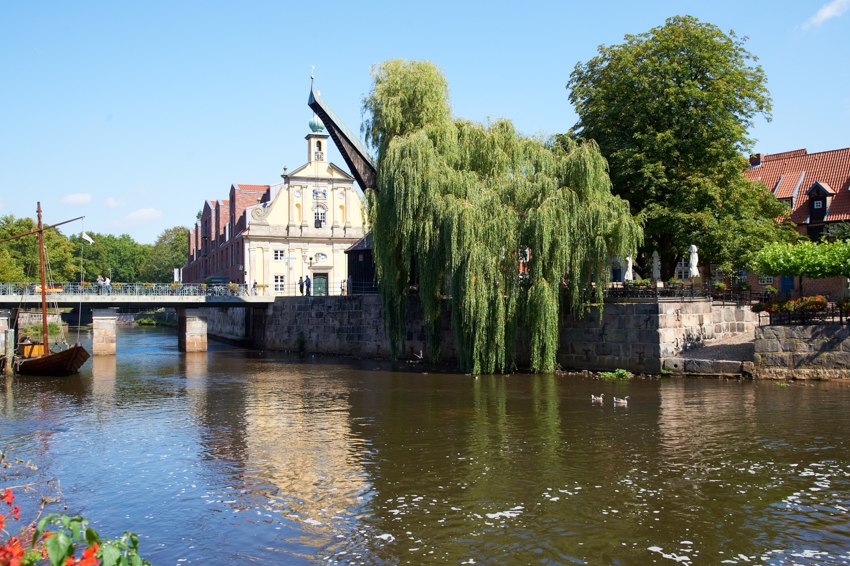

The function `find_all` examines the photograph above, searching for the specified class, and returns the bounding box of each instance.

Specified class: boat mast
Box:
[37,202,49,351]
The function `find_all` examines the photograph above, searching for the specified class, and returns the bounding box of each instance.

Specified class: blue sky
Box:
[2,1,848,243]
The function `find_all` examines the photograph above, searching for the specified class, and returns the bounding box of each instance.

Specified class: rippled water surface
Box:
[2,327,850,564]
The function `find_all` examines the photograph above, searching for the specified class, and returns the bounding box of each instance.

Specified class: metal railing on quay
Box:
[0,280,381,299]
[763,305,850,326]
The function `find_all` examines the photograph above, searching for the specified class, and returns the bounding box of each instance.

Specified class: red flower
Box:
[1,489,13,506]
[0,536,25,566]
[78,543,99,566]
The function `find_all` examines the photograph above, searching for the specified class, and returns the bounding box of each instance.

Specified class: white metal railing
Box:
[0,281,379,299]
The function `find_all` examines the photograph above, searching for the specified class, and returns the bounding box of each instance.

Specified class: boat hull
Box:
[16,343,90,376]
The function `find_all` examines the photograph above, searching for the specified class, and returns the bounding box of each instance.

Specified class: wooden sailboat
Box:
[6,202,90,376]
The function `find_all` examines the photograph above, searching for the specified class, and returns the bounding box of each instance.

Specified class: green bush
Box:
[599,368,632,380]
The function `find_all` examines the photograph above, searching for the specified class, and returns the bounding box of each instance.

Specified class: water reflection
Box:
[0,328,849,564]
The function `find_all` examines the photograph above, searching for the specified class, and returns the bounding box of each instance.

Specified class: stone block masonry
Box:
[755,324,850,379]
[177,308,208,353]
[203,296,755,374]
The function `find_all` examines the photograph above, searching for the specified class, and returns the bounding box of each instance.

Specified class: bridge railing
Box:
[0,282,251,298]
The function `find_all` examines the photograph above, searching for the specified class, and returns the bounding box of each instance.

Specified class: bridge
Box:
[0,282,274,358]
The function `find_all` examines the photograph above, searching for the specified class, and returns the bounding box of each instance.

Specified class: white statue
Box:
[688,245,699,278]
[652,250,661,280]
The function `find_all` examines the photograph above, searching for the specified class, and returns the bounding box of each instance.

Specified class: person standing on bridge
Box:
[298,276,304,295]
[96,275,104,295]
[305,275,311,296]
[104,276,111,295]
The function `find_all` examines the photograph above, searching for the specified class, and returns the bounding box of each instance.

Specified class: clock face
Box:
[294,190,301,198]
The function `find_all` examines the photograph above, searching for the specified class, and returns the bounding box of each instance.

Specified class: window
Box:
[274,275,285,293]
[813,200,824,209]
[758,275,774,285]
[314,207,327,227]
[274,250,286,261]
[674,259,689,281]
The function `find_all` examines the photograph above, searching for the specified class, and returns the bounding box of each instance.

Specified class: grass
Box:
[599,368,633,381]
[19,322,63,337]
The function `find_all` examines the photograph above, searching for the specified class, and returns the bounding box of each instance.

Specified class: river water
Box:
[2,327,850,564]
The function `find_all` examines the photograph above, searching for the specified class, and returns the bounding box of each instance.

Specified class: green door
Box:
[313,273,328,296]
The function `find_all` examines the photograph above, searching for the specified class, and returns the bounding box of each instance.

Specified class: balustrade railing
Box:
[0,280,380,299]
[0,282,250,297]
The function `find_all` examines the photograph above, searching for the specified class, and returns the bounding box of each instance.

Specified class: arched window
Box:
[314,206,327,228]
[317,140,322,152]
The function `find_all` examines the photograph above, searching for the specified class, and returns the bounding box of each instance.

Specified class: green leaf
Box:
[101,543,122,566]
[69,518,82,541]
[46,531,73,566]
[85,526,100,545]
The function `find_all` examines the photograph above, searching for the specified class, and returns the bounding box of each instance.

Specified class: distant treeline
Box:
[0,215,188,283]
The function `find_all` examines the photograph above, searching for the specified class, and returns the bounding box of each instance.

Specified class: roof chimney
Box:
[749,153,763,167]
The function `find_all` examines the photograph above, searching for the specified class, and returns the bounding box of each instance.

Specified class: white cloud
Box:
[803,0,850,29]
[105,196,123,208]
[124,208,163,224]
[61,192,92,205]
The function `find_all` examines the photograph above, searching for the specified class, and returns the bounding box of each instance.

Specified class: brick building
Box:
[744,147,850,298]
[182,116,366,295]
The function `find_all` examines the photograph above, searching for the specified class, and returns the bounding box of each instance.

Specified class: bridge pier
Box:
[178,308,207,352]
[92,308,117,356]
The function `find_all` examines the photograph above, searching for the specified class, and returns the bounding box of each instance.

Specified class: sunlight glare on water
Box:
[2,327,850,564]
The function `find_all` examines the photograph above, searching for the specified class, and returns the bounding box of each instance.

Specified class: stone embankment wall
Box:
[203,307,250,342]
[558,299,756,373]
[203,296,755,374]
[755,325,850,379]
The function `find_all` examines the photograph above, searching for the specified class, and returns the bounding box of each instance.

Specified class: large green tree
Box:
[140,226,189,282]
[69,232,151,283]
[568,15,794,277]
[0,214,76,282]
[363,60,642,374]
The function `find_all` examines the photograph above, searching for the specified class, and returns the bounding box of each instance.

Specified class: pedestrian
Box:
[96,275,103,295]
[305,275,311,296]
[253,280,257,296]
[298,276,304,295]
[347,274,353,297]
[340,280,345,296]
[104,276,111,295]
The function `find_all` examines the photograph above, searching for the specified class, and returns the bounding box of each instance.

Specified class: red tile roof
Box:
[744,147,850,223]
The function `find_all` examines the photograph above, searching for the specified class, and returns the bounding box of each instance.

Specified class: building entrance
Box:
[313,273,328,296]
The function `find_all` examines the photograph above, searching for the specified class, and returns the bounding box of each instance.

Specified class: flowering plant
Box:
[1,451,149,566]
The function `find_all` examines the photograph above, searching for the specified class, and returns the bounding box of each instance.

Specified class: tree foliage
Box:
[69,232,151,283]
[0,213,184,284]
[750,240,850,279]
[568,15,794,276]
[363,60,642,374]
[0,214,76,282]
[140,226,189,282]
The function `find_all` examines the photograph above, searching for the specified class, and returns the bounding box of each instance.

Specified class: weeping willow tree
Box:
[363,60,642,374]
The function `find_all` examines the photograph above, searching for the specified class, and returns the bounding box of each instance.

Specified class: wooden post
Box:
[3,329,13,376]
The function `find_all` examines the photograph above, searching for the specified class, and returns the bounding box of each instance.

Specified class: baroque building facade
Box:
[183,115,366,296]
